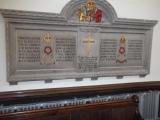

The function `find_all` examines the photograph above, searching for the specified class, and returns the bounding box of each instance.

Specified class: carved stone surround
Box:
[0,0,157,83]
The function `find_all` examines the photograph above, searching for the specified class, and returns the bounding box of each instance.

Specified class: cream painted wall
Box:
[0,0,160,92]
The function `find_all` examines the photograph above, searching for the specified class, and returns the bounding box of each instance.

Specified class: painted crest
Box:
[78,0,102,23]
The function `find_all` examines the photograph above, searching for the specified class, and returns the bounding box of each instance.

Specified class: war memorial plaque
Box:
[0,0,157,84]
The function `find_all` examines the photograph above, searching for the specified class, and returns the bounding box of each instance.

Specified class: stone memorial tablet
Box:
[0,0,157,84]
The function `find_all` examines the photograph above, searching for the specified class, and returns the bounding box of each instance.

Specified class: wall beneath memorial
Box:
[0,0,160,92]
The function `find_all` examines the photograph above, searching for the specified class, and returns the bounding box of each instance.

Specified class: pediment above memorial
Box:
[61,0,117,24]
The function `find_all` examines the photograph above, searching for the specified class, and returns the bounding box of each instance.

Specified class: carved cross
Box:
[83,32,95,56]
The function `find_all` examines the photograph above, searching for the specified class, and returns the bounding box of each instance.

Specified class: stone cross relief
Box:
[83,32,95,57]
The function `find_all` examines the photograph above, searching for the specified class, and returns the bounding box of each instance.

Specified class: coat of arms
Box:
[78,0,102,23]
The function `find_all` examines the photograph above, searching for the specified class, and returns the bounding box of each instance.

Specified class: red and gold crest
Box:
[78,0,103,23]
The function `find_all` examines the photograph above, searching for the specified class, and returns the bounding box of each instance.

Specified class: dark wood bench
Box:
[2,82,158,120]
[0,95,143,120]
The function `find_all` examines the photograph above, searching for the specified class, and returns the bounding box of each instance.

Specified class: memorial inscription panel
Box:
[17,36,41,64]
[77,27,100,72]
[0,0,157,83]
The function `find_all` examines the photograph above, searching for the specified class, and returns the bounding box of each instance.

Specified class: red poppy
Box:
[119,47,125,54]
[44,46,52,55]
